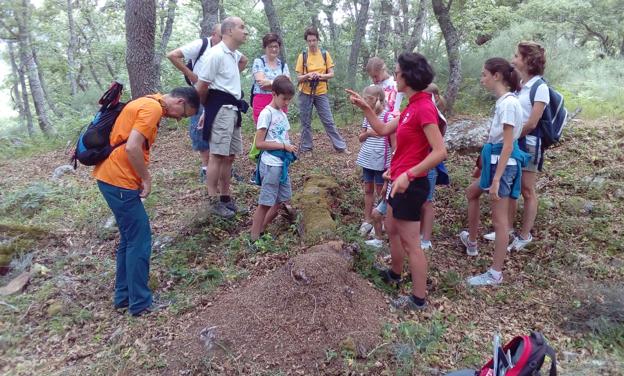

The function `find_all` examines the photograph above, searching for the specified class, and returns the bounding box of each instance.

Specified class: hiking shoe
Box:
[483,230,513,241]
[369,227,376,238]
[210,199,235,218]
[199,168,207,184]
[131,297,171,317]
[365,238,384,248]
[466,270,503,287]
[391,295,427,311]
[377,267,402,287]
[508,233,533,252]
[224,199,247,214]
[231,168,244,183]
[114,304,128,315]
[421,239,433,250]
[359,222,373,236]
[459,231,479,256]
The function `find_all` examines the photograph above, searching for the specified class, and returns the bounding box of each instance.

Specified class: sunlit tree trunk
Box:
[8,41,33,137]
[32,48,63,118]
[432,0,462,114]
[347,0,370,88]
[201,0,219,38]
[154,0,177,90]
[66,0,78,96]
[125,0,157,98]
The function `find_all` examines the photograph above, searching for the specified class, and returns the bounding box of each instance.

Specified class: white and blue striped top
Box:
[356,110,393,171]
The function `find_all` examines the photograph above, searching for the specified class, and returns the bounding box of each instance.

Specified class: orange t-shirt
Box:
[93,94,164,190]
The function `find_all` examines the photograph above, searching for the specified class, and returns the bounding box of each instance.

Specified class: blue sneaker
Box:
[199,168,207,184]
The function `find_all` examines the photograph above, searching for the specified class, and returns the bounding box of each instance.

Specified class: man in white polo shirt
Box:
[195,17,249,217]
[166,23,222,183]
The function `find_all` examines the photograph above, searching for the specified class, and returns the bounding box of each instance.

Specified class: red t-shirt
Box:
[390,91,439,180]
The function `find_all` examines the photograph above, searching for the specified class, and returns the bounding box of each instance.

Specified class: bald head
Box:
[221,17,247,48]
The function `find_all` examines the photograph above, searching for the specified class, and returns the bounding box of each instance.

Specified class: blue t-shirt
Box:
[251,55,290,95]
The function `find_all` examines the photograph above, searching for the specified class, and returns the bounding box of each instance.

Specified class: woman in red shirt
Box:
[347,53,447,310]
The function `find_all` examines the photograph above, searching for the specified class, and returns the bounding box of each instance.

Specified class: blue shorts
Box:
[362,168,385,185]
[426,168,437,201]
[375,199,387,216]
[258,161,292,206]
[188,106,209,152]
[487,164,518,198]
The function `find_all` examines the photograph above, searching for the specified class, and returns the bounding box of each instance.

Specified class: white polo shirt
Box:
[517,76,550,147]
[196,41,242,99]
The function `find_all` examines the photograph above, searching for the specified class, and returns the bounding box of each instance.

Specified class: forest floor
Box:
[0,116,623,375]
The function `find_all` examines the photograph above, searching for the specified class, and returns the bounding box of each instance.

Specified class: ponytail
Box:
[484,57,521,92]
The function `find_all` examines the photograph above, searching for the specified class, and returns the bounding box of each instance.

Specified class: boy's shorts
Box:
[189,106,209,151]
[426,168,437,201]
[258,160,292,206]
[388,177,429,221]
[362,167,385,185]
[210,106,242,156]
[486,164,518,198]
[522,143,542,173]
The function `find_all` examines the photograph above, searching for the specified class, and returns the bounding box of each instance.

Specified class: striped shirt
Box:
[356,110,393,171]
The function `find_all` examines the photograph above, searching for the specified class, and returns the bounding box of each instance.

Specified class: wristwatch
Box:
[405,169,417,182]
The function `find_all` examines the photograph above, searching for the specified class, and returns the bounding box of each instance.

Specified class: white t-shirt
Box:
[488,93,523,165]
[179,38,213,71]
[196,41,243,99]
[517,76,550,146]
[378,77,403,114]
[256,106,291,167]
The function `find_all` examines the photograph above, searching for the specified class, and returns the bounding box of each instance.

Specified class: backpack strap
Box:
[195,37,209,66]
[302,49,308,74]
[528,77,546,106]
[321,49,328,73]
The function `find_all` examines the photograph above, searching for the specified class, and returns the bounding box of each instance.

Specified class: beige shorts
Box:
[209,106,242,156]
[522,143,542,173]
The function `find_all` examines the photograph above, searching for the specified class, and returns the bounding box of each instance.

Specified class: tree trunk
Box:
[66,0,78,96]
[8,41,33,136]
[261,0,287,62]
[347,0,370,88]
[201,0,219,38]
[125,0,157,98]
[17,0,56,136]
[32,48,63,118]
[83,10,117,79]
[403,0,427,52]
[432,0,462,114]
[154,0,177,90]
[375,0,392,56]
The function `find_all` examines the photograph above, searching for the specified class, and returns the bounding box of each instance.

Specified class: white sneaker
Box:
[359,222,373,236]
[369,227,376,238]
[459,231,479,256]
[467,270,503,286]
[365,238,384,248]
[483,230,513,241]
[508,234,533,252]
[421,239,432,250]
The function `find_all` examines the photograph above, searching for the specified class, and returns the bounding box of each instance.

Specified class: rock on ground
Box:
[444,118,490,154]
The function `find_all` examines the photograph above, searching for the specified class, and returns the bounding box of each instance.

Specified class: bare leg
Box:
[206,154,225,196]
[466,179,483,242]
[251,204,271,240]
[385,205,405,276]
[394,218,427,298]
[371,209,384,240]
[491,197,511,272]
[218,155,235,197]
[262,203,281,228]
[199,150,210,168]
[363,182,374,223]
[508,199,517,233]
[519,171,538,239]
[420,201,434,241]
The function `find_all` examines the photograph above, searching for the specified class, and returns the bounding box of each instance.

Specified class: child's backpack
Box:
[529,78,568,169]
[184,37,209,86]
[72,81,127,168]
[478,332,557,376]
[248,111,274,163]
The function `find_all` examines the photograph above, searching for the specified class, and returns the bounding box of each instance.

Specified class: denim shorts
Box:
[488,164,518,198]
[522,143,542,173]
[258,161,292,206]
[362,168,385,185]
[375,199,387,216]
[188,106,209,152]
[426,168,437,201]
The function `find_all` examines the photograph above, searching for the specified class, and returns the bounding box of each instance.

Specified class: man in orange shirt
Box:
[94,87,199,317]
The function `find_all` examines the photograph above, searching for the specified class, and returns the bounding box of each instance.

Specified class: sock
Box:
[410,295,426,307]
[389,270,401,280]
[488,268,502,280]
[220,195,231,203]
[201,166,207,171]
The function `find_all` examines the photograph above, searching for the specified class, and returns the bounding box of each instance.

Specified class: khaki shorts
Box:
[209,106,242,156]
[522,143,542,173]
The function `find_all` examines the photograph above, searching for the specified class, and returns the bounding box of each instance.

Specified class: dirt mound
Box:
[172,247,391,374]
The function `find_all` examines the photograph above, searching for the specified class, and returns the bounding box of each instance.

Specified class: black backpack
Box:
[249,56,285,106]
[184,37,210,86]
[72,82,127,168]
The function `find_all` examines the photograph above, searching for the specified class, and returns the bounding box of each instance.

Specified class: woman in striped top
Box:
[356,85,394,237]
